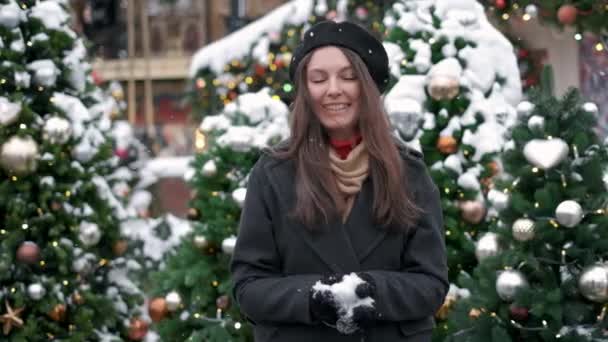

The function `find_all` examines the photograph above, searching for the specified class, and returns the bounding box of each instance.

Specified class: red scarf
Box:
[329,134,363,160]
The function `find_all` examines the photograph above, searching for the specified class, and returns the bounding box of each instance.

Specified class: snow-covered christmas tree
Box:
[445,89,608,341]
[0,1,149,340]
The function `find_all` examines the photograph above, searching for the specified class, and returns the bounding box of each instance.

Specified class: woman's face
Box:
[306,46,361,140]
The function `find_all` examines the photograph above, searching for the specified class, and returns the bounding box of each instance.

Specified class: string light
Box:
[522,14,531,21]
[196,78,206,88]
[574,33,583,41]
[245,77,253,84]
[596,43,604,52]
[195,129,207,152]
[532,167,539,173]
[502,13,510,20]
[235,322,242,329]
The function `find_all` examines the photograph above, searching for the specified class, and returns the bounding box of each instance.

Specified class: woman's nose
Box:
[327,77,342,96]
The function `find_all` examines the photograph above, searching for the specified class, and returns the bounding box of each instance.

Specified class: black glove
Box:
[309,272,378,334]
[309,274,342,325]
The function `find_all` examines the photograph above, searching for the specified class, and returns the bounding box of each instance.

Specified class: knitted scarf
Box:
[328,141,369,222]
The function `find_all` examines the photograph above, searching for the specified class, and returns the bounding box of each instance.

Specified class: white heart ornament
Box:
[523,138,569,170]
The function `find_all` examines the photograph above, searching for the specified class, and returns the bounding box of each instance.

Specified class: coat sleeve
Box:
[366,156,449,322]
[230,158,320,325]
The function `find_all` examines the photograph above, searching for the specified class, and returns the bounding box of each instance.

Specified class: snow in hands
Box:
[311,273,376,335]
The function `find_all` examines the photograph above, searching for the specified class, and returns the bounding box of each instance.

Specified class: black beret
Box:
[289,20,390,93]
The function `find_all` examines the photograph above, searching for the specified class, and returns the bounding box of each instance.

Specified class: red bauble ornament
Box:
[517,49,529,58]
[495,0,507,10]
[16,241,40,264]
[509,304,529,321]
[254,64,266,76]
[128,318,149,341]
[557,5,577,25]
[115,148,129,160]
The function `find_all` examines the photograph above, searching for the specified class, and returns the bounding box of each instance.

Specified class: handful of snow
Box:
[311,273,376,334]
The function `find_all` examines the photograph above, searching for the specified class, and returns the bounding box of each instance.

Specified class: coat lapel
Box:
[266,160,360,274]
[344,180,389,264]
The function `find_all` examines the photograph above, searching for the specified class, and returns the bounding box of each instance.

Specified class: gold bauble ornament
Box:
[111,88,124,101]
[71,292,85,305]
[468,308,482,319]
[113,240,128,256]
[428,75,460,100]
[435,295,456,320]
[193,235,209,249]
[187,208,200,220]
[48,304,66,322]
[148,297,168,322]
[459,200,486,224]
[127,318,148,341]
[437,136,458,154]
[0,135,39,175]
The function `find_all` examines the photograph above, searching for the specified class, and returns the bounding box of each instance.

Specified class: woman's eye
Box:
[342,75,357,80]
[310,79,325,83]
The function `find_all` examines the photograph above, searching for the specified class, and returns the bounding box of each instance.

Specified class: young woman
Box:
[230,20,448,341]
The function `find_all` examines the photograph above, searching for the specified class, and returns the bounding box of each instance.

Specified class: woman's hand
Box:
[309,272,377,334]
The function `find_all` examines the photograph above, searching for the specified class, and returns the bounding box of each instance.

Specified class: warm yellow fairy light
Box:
[575,33,583,41]
[245,77,253,84]
[195,129,207,152]
[522,14,531,21]
[596,43,604,52]
[502,13,510,20]
[532,167,539,173]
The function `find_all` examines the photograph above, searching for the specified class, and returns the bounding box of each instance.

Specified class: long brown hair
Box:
[272,47,420,232]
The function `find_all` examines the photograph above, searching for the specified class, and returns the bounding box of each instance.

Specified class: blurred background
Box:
[67,0,606,218]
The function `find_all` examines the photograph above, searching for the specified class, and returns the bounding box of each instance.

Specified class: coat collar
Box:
[263,157,389,274]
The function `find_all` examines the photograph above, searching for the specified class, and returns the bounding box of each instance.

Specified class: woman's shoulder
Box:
[393,138,424,166]
[253,140,293,175]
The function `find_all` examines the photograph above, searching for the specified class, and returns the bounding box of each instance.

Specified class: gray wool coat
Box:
[230,143,449,342]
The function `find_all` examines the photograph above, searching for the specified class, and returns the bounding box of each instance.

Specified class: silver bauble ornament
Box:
[475,232,502,261]
[232,187,247,208]
[78,222,102,246]
[525,4,538,18]
[165,291,182,312]
[43,116,72,144]
[389,104,423,141]
[578,265,608,303]
[555,200,583,228]
[28,283,46,300]
[512,218,535,241]
[202,160,217,177]
[193,235,209,249]
[496,269,529,302]
[488,189,509,211]
[527,115,545,131]
[0,135,39,175]
[516,101,535,118]
[222,235,237,255]
[427,75,460,101]
[523,138,569,170]
[583,102,599,115]
[0,97,21,125]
